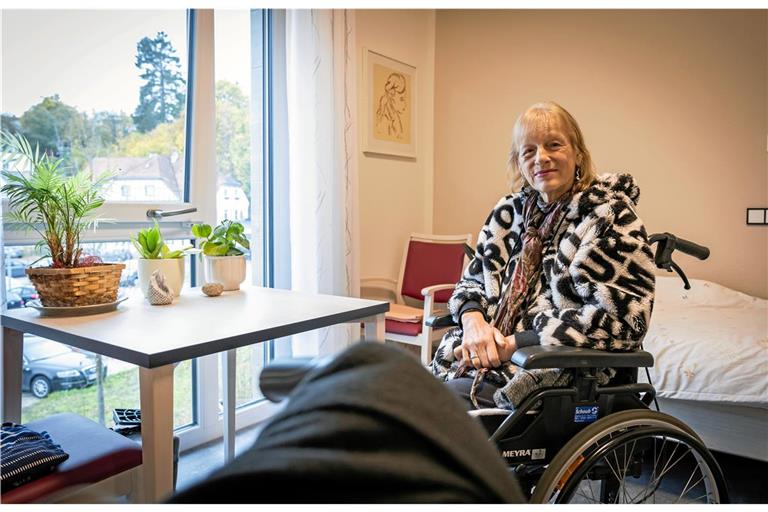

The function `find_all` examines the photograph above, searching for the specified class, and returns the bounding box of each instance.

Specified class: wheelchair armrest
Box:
[511,345,654,370]
[259,357,327,402]
[425,313,458,328]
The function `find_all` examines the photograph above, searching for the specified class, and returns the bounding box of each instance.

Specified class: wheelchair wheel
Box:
[531,410,729,504]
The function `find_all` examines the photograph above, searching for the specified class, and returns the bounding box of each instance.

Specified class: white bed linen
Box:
[638,276,768,407]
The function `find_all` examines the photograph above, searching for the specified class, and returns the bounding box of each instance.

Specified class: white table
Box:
[1,285,388,502]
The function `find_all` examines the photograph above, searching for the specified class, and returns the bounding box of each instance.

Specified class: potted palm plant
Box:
[1,132,123,307]
[192,220,250,291]
[131,221,196,297]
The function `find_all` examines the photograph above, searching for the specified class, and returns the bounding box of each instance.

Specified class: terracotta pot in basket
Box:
[26,263,126,307]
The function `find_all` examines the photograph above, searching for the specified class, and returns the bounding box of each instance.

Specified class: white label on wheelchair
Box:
[574,405,599,423]
[502,448,547,460]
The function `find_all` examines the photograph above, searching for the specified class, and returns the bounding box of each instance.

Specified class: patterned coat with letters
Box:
[430,173,656,409]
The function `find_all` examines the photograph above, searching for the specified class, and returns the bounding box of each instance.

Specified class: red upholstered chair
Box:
[1,413,143,503]
[361,233,472,364]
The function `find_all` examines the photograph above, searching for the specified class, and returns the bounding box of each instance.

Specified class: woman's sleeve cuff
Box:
[457,301,488,328]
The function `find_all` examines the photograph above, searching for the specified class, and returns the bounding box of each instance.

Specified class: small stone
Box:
[202,282,224,297]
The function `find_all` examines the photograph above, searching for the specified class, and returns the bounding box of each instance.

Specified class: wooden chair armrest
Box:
[420,283,455,297]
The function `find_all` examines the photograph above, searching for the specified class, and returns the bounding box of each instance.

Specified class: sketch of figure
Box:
[375,72,408,139]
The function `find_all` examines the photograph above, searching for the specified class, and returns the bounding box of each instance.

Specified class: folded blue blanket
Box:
[1,422,69,490]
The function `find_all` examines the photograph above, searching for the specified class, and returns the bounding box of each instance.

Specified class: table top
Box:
[1,286,389,368]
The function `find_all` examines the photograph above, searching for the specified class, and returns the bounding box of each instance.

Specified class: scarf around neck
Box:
[492,189,571,337]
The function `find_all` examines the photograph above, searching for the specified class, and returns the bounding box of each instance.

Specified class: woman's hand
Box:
[453,311,500,369]
[493,329,517,363]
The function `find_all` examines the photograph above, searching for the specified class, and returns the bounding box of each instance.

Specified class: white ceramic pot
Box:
[137,258,185,297]
[203,255,246,291]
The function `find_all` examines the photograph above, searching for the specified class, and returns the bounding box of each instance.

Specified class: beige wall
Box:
[432,10,768,298]
[356,10,436,282]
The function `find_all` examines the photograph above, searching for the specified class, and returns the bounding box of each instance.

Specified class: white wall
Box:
[356,9,436,283]
[432,10,768,298]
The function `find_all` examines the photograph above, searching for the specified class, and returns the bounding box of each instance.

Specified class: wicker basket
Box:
[26,264,126,307]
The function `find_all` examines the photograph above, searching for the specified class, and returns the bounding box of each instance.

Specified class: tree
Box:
[18,95,87,172]
[117,114,185,157]
[132,31,186,133]
[216,80,251,198]
[83,111,134,157]
[1,113,22,136]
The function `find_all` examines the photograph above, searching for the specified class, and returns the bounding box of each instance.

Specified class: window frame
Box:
[1,8,285,454]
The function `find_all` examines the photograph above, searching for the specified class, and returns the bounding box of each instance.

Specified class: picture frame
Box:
[362,48,417,159]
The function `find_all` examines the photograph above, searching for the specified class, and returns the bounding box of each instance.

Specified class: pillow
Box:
[1,423,69,490]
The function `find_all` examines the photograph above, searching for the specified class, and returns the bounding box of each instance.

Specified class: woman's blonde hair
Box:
[507,101,596,193]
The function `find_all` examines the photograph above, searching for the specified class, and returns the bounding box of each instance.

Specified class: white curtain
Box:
[285,9,359,357]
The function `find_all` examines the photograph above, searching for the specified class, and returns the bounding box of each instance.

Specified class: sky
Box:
[1,9,251,116]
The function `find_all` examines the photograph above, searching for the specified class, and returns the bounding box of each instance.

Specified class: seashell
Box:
[147,270,174,305]
[202,282,224,297]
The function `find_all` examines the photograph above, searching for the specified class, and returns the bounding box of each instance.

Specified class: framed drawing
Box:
[362,48,417,159]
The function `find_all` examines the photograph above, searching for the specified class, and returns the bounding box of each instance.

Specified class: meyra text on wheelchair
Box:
[260,232,729,504]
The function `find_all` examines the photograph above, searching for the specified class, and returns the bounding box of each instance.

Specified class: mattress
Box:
[638,276,768,408]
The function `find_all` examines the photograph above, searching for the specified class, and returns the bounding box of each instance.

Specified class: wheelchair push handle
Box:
[648,232,709,290]
[656,233,709,261]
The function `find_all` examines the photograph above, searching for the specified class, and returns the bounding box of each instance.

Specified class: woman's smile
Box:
[535,169,557,179]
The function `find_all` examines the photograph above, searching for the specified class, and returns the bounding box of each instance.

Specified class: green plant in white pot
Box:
[192,220,250,291]
[132,221,195,298]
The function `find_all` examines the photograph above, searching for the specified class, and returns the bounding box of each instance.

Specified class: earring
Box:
[575,166,582,182]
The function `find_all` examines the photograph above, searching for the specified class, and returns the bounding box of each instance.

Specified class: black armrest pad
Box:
[511,345,654,370]
[259,357,320,402]
[425,314,458,328]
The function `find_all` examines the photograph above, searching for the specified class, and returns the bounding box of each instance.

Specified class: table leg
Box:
[363,313,386,342]
[221,349,236,462]
[139,364,175,503]
[2,327,23,423]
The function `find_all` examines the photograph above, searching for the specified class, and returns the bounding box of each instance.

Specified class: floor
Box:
[175,417,767,504]
[175,422,264,494]
[174,340,767,503]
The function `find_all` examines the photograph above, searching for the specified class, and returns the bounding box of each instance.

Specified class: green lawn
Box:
[21,348,265,428]
[22,360,194,428]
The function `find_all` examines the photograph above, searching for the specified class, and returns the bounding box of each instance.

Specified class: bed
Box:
[638,276,768,461]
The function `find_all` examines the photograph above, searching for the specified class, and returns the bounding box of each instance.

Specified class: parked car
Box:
[9,285,38,303]
[22,336,108,398]
[5,260,26,278]
[6,291,24,309]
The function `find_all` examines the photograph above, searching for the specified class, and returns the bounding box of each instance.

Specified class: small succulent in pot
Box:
[131,220,197,298]
[131,220,195,259]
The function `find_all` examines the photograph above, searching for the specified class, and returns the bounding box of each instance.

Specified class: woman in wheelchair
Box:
[426,102,729,503]
[430,101,656,412]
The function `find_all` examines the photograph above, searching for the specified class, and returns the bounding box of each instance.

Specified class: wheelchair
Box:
[259,232,730,504]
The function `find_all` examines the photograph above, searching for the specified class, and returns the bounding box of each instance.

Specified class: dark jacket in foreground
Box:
[171,342,525,503]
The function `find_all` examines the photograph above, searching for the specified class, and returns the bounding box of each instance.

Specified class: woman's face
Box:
[518,121,579,203]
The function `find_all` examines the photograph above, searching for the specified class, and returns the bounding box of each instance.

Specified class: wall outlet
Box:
[746,208,768,225]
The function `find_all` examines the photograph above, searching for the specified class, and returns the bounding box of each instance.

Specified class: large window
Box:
[0,8,288,451]
[2,10,190,204]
